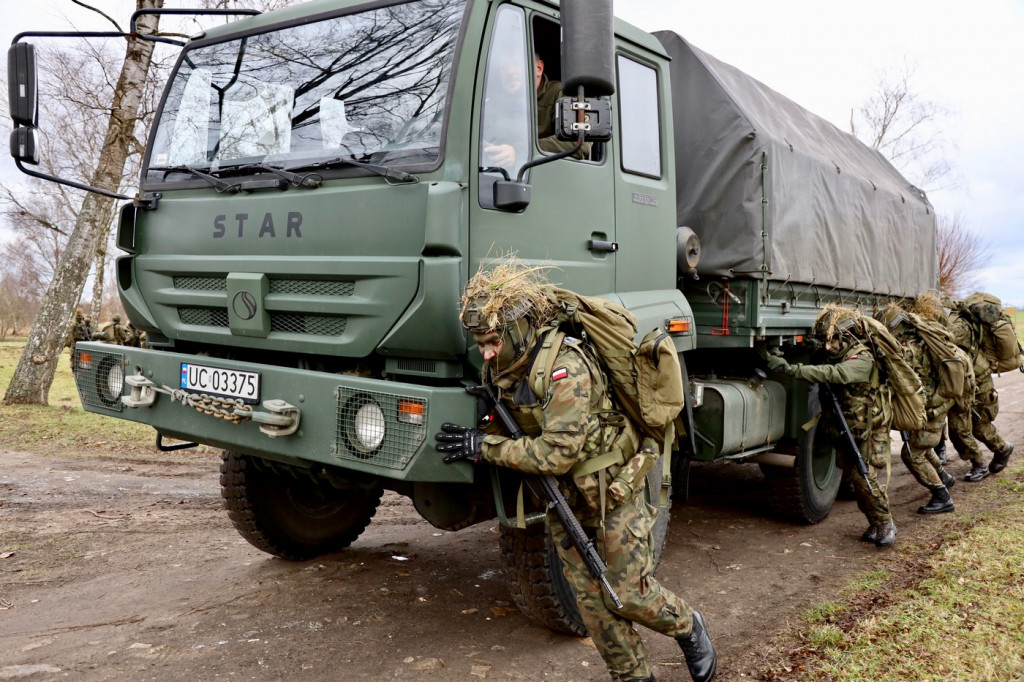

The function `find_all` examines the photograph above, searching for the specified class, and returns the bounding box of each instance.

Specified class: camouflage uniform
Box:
[481,336,694,680]
[436,263,715,682]
[770,341,893,529]
[948,304,1011,474]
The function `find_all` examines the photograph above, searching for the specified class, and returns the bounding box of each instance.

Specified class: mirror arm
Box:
[14,158,133,201]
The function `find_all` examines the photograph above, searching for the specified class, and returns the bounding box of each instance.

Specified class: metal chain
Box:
[155,385,253,424]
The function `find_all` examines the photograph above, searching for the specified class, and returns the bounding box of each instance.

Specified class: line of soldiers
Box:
[762,292,1016,549]
[65,309,148,371]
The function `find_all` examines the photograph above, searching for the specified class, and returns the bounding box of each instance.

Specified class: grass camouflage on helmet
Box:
[459,257,558,334]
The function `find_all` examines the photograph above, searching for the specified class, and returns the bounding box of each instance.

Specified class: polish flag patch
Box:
[551,367,569,381]
[847,355,859,360]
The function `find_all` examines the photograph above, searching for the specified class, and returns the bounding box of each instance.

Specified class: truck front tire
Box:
[220,450,383,560]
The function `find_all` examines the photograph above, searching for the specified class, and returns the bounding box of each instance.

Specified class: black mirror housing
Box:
[493,180,531,212]
[9,126,39,165]
[560,0,615,97]
[555,97,613,142]
[8,42,38,127]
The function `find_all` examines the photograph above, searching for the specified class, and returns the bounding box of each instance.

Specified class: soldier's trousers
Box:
[839,430,892,526]
[550,495,692,680]
[902,415,947,489]
[949,372,1008,463]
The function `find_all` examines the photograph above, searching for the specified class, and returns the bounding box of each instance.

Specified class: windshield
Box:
[147,0,467,182]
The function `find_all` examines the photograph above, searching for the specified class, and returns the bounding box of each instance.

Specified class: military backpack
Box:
[960,293,1024,373]
[528,287,685,504]
[860,316,926,430]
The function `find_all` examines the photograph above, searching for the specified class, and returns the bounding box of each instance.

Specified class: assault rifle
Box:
[818,382,874,495]
[466,383,623,609]
[899,430,912,462]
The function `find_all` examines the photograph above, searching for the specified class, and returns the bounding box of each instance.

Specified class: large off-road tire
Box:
[763,418,840,524]
[220,450,383,560]
[498,461,672,636]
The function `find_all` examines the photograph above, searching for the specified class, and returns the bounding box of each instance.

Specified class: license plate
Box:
[180,363,260,403]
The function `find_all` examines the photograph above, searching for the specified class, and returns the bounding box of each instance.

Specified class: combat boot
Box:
[989,443,1014,474]
[874,521,897,547]
[677,610,717,682]
[964,462,990,482]
[860,525,880,543]
[939,468,956,489]
[918,486,954,514]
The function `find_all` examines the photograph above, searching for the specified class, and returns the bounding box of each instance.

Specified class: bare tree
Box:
[850,61,957,193]
[937,212,990,298]
[3,1,163,405]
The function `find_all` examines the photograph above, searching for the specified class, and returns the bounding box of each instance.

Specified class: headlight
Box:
[95,356,125,407]
[352,400,386,453]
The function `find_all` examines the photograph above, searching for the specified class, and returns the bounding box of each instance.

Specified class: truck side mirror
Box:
[8,42,38,127]
[560,0,615,97]
[555,97,613,142]
[9,126,39,165]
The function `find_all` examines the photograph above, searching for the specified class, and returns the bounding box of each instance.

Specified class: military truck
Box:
[8,0,934,635]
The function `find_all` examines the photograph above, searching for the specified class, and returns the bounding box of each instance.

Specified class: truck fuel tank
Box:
[691,377,786,460]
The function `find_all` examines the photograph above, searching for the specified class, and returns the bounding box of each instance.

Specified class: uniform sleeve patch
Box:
[551,367,569,381]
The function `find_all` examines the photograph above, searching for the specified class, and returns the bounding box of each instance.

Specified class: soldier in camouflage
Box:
[877,306,958,514]
[948,294,1014,480]
[64,308,93,372]
[435,263,715,682]
[764,306,897,547]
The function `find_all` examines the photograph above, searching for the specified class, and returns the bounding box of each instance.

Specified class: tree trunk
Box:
[3,2,161,405]
[91,246,106,322]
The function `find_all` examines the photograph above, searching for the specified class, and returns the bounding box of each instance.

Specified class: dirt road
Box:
[2,371,1022,681]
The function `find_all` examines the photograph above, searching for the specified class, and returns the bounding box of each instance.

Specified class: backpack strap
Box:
[530,328,566,400]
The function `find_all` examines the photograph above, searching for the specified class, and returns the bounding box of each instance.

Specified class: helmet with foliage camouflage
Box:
[905,292,948,324]
[812,304,861,344]
[460,257,558,371]
[459,258,557,334]
[963,292,1002,326]
[877,304,911,338]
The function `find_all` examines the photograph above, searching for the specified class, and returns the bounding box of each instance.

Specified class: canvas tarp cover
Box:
[653,31,937,297]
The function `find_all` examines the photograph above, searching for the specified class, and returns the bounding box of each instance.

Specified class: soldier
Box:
[763,306,897,547]
[908,294,953,465]
[435,263,716,682]
[64,308,92,372]
[95,314,128,345]
[877,306,960,514]
[948,294,1014,480]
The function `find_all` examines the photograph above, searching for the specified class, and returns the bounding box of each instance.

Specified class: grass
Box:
[760,461,1024,681]
[0,339,159,456]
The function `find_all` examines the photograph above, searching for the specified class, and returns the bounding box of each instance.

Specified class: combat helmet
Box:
[877,304,912,338]
[812,304,862,348]
[459,258,558,372]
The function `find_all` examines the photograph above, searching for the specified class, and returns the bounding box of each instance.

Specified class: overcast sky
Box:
[2,0,1022,304]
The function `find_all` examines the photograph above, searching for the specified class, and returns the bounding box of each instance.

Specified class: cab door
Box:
[468,4,616,296]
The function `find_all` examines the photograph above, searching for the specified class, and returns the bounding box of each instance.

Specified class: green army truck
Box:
[8,0,935,635]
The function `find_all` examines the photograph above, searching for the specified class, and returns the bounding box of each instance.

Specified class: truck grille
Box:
[333,387,427,470]
[173,276,354,337]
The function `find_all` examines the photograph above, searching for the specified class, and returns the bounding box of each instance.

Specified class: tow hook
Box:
[239,400,301,438]
[123,373,157,408]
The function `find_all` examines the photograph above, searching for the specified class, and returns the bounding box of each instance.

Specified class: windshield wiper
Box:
[235,163,323,189]
[149,165,241,193]
[291,155,419,185]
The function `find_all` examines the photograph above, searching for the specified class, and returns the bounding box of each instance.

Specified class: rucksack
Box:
[859,316,926,430]
[530,287,685,453]
[959,293,1024,373]
[913,314,974,405]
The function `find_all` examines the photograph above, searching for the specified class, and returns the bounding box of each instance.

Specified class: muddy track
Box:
[2,370,1021,681]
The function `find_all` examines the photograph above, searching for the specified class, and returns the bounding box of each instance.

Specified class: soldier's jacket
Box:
[903,334,955,417]
[786,342,892,439]
[480,334,636,521]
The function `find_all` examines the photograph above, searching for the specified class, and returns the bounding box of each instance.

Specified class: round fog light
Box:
[352,400,386,453]
[96,356,125,407]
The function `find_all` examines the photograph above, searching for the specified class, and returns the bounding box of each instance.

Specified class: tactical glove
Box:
[435,423,485,463]
[765,353,792,374]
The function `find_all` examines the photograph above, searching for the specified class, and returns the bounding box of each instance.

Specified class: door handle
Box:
[587,239,618,253]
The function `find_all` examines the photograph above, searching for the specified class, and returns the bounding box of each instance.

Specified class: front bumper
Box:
[72,342,475,483]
